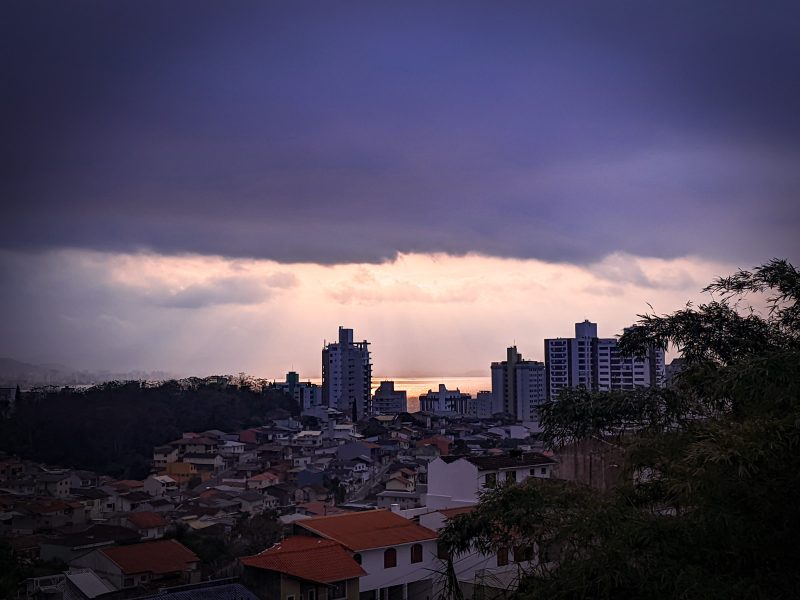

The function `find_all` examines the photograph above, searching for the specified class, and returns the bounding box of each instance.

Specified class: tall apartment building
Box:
[544,320,665,399]
[322,327,372,420]
[491,346,546,422]
[371,380,407,415]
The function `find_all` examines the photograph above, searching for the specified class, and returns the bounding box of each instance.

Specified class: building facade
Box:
[418,384,471,415]
[544,320,666,399]
[491,346,546,421]
[371,381,407,415]
[322,327,372,420]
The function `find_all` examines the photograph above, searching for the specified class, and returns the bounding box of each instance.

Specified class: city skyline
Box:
[3,2,798,377]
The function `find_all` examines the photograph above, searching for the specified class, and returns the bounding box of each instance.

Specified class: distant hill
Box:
[0,357,174,387]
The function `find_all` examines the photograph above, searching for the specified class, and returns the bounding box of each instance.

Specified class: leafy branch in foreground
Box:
[441,259,800,599]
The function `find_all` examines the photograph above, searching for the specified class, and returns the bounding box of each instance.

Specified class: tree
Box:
[440,259,800,600]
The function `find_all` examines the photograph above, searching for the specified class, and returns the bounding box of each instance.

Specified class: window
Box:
[484,473,497,488]
[331,583,347,600]
[540,467,547,475]
[308,592,315,600]
[124,578,134,588]
[384,548,397,568]
[410,543,423,563]
[353,553,362,564]
[496,547,509,566]
[505,470,516,483]
[287,595,295,600]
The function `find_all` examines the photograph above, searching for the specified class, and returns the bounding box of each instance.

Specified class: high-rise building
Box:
[491,346,546,421]
[372,381,407,415]
[544,320,665,399]
[322,327,372,420]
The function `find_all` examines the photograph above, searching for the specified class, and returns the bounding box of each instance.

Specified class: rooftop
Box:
[241,536,365,583]
[101,539,198,575]
[440,452,556,471]
[297,509,437,551]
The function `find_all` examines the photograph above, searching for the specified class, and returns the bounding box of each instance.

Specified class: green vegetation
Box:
[0,378,299,478]
[441,259,800,599]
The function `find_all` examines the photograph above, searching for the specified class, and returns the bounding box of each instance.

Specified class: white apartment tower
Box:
[544,320,665,399]
[322,327,372,420]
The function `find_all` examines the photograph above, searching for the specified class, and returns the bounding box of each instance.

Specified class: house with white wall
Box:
[295,509,439,600]
[426,452,556,510]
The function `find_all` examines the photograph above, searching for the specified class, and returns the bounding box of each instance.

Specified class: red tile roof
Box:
[297,509,437,551]
[101,540,198,575]
[416,436,451,456]
[126,511,168,530]
[241,536,365,583]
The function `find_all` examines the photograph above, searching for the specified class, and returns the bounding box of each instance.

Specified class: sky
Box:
[2,1,798,378]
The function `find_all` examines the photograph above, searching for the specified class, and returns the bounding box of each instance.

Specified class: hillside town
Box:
[0,321,669,600]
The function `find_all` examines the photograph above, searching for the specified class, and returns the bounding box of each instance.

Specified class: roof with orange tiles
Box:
[416,436,451,456]
[297,509,437,551]
[240,536,365,583]
[100,539,198,575]
[126,511,168,530]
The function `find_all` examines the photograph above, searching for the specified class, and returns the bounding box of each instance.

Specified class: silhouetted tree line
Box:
[0,378,299,479]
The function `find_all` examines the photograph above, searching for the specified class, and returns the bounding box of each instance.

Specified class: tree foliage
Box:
[0,378,299,477]
[441,259,800,599]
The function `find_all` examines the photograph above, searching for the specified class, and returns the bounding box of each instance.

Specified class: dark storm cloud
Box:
[3,1,799,264]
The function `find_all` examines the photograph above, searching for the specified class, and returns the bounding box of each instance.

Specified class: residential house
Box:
[143,474,179,498]
[70,539,200,590]
[426,452,557,510]
[125,511,168,540]
[35,472,71,497]
[241,536,365,600]
[295,509,439,600]
[40,524,141,563]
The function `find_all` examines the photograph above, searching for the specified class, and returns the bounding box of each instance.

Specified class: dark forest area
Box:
[0,378,298,478]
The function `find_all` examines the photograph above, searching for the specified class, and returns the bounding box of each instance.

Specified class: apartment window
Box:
[484,473,497,488]
[410,543,423,563]
[384,548,397,568]
[497,547,509,566]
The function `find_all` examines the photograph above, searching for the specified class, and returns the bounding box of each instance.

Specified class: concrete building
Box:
[371,381,407,415]
[275,371,324,413]
[322,327,372,420]
[426,452,557,510]
[545,320,665,399]
[418,384,471,415]
[473,391,494,419]
[491,347,546,421]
